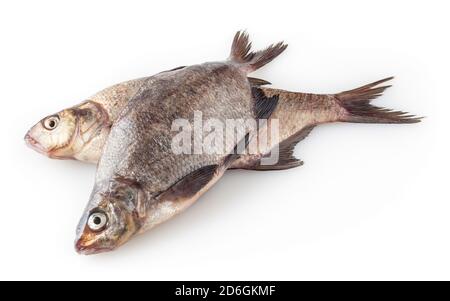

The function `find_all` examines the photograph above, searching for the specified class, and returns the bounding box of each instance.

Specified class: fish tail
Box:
[336,77,423,124]
[229,31,287,73]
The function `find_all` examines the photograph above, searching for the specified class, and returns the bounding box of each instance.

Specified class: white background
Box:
[0,0,448,280]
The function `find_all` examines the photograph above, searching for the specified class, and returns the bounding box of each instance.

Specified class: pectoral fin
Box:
[156,165,220,202]
[252,87,279,120]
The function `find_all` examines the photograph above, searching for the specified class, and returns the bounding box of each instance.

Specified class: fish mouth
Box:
[24,133,49,155]
[24,132,73,160]
[75,239,114,255]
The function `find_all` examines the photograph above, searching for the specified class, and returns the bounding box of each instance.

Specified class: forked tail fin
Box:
[337,77,422,124]
[229,31,287,73]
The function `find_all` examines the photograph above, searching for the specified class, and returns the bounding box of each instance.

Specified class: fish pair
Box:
[24,32,421,254]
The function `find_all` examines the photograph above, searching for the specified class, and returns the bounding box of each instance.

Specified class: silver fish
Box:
[24,32,421,254]
[24,76,420,170]
[74,32,286,254]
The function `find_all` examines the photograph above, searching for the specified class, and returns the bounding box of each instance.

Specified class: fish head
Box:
[75,179,144,255]
[24,109,77,158]
[24,101,109,162]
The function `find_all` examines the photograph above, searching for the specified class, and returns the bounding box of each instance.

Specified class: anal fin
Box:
[232,125,315,171]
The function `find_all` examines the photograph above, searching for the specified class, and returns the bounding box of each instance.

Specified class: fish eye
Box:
[125,190,134,202]
[43,116,60,130]
[87,212,107,231]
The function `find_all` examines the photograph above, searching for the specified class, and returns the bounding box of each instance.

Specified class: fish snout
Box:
[75,239,89,254]
[24,132,47,155]
[74,236,114,255]
[75,238,104,255]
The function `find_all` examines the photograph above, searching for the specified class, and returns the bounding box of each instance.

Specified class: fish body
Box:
[95,63,256,189]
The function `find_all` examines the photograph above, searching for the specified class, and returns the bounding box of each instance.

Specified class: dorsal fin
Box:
[158,66,186,75]
[229,31,287,73]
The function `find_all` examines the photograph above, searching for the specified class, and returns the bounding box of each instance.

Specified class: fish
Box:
[74,31,286,254]
[24,79,141,162]
[24,32,421,254]
[24,74,421,169]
